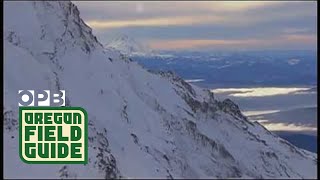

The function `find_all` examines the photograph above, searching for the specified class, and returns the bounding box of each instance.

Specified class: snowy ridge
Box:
[4,1,317,179]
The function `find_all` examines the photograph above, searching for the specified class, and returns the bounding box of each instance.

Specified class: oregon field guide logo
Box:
[18,90,88,164]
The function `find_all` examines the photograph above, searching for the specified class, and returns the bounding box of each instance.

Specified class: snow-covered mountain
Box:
[4,1,317,179]
[105,35,154,56]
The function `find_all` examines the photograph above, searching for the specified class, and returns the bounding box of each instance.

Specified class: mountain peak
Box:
[116,34,130,41]
[105,34,152,56]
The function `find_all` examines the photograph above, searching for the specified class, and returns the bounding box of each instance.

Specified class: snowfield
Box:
[4,1,317,179]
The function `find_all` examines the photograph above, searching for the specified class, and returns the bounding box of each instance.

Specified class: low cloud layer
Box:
[211,87,314,97]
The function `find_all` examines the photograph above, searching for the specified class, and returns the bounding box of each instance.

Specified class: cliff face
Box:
[3,1,317,179]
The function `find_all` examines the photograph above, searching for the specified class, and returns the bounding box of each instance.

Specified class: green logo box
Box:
[19,107,88,164]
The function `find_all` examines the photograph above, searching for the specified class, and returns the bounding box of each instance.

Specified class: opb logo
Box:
[18,90,88,164]
[18,90,65,107]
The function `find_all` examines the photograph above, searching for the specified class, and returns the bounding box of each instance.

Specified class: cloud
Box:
[147,39,256,50]
[86,15,225,29]
[211,1,285,11]
[211,87,312,97]
[78,1,307,29]
[283,28,310,34]
[184,79,205,83]
[74,1,287,19]
[74,1,317,50]
[84,9,316,31]
[257,121,317,132]
[242,110,281,116]
[147,34,317,50]
[283,34,317,43]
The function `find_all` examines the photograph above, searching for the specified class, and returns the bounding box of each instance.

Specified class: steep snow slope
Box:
[106,35,153,56]
[4,1,317,179]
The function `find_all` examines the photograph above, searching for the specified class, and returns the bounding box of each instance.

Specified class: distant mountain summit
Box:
[105,35,153,56]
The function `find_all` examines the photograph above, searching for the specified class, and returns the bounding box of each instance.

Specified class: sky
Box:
[73,1,317,51]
